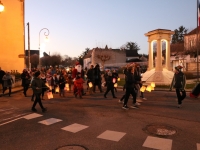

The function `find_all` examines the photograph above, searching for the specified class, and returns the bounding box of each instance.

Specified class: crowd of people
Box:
[0,62,187,112]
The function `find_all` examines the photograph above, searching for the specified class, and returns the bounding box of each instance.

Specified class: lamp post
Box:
[39,28,50,70]
[0,0,4,12]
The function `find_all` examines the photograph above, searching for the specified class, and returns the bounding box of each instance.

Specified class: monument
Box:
[142,29,175,85]
[0,0,25,72]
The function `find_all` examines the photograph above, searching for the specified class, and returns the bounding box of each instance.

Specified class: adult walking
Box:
[2,72,14,96]
[86,65,94,90]
[170,65,186,108]
[93,64,103,93]
[0,67,5,94]
[21,69,31,97]
[31,71,48,112]
[122,65,139,110]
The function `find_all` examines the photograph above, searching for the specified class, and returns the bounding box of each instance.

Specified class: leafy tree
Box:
[172,26,188,44]
[121,42,140,51]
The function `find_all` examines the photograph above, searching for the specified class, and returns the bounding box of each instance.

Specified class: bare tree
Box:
[95,50,111,70]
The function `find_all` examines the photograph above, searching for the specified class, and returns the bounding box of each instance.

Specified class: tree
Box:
[49,54,62,67]
[172,26,188,44]
[41,56,51,68]
[96,50,111,70]
[121,42,140,51]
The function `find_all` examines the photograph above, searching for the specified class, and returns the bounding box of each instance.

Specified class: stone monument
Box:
[142,29,175,85]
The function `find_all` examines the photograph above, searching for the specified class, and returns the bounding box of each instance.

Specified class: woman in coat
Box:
[2,72,14,96]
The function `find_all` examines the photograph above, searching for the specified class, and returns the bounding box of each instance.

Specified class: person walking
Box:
[31,71,48,112]
[21,69,31,97]
[93,64,103,93]
[0,67,5,95]
[2,72,14,96]
[122,65,139,110]
[58,75,66,97]
[112,69,119,92]
[170,65,186,108]
[104,71,117,98]
[86,65,94,91]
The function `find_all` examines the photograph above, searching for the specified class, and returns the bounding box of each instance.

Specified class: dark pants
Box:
[0,82,3,93]
[104,86,115,97]
[138,83,144,98]
[23,85,29,96]
[123,88,137,106]
[32,93,44,110]
[93,81,102,92]
[176,89,186,104]
[3,87,11,96]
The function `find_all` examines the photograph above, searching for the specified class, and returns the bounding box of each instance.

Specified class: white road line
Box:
[1,113,30,122]
[0,108,15,112]
[0,113,31,127]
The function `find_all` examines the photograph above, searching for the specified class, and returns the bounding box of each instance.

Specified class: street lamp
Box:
[0,0,4,12]
[39,28,50,70]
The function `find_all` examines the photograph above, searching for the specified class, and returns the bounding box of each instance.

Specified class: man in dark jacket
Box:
[31,71,48,112]
[0,67,5,94]
[86,65,94,90]
[170,65,186,108]
[21,69,31,97]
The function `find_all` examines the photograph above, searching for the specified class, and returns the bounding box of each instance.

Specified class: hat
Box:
[75,62,80,66]
[175,65,183,71]
[34,71,40,77]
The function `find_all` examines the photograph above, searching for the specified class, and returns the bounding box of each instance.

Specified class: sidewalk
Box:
[0,86,23,97]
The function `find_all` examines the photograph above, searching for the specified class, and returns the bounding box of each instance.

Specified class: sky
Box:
[25,0,197,58]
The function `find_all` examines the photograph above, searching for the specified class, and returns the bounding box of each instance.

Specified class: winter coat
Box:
[74,77,84,90]
[21,72,31,86]
[0,70,5,83]
[86,68,95,81]
[31,77,48,94]
[105,75,114,88]
[125,72,137,89]
[2,74,14,87]
[170,71,186,90]
[58,76,66,89]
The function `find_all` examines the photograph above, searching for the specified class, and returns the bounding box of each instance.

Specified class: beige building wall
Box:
[0,0,25,72]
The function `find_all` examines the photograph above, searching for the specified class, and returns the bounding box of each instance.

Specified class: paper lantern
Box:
[151,87,154,90]
[65,87,69,91]
[47,91,53,99]
[117,78,120,81]
[89,82,93,88]
[114,83,118,88]
[140,86,146,92]
[151,82,155,88]
[146,85,152,92]
[55,87,59,93]
[112,78,116,83]
[65,83,69,88]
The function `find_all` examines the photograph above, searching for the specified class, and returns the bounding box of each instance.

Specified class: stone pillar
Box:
[148,41,153,70]
[155,39,163,71]
[165,40,171,71]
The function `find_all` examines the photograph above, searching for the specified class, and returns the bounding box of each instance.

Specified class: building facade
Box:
[0,0,25,72]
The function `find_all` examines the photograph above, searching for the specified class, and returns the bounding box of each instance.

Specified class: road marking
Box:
[23,113,43,120]
[61,123,89,133]
[38,118,62,125]
[143,136,172,150]
[1,113,29,122]
[97,130,126,142]
[0,108,15,112]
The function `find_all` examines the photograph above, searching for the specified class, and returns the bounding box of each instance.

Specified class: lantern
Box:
[47,91,53,99]
[55,87,59,93]
[89,82,93,88]
[112,78,116,83]
[151,82,155,88]
[117,78,120,81]
[65,83,69,88]
[140,86,146,92]
[146,85,152,92]
[65,87,70,91]
[114,83,118,88]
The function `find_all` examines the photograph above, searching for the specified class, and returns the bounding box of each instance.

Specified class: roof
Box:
[185,27,200,36]
[170,43,184,53]
[126,50,139,57]
[83,50,93,59]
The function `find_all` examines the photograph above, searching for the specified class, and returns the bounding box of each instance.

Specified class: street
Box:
[0,88,200,150]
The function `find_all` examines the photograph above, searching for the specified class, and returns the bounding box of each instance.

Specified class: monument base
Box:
[142,68,174,85]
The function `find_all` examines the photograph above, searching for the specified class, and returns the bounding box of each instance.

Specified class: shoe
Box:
[118,100,124,103]
[142,97,147,100]
[23,92,27,97]
[130,105,139,109]
[177,105,181,108]
[137,99,143,103]
[42,108,47,112]
[32,108,37,112]
[135,102,141,106]
[113,96,117,98]
[122,105,129,110]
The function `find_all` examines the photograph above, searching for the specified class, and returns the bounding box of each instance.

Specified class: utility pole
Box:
[27,22,31,71]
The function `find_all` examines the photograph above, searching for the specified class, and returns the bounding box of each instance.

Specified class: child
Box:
[58,75,66,97]
[104,72,117,98]
[74,72,84,98]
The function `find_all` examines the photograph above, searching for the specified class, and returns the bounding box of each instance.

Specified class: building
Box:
[0,0,25,72]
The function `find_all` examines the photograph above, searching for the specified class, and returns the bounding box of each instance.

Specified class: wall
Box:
[0,0,25,72]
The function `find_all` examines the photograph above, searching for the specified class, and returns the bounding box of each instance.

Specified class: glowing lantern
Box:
[151,87,155,90]
[151,82,155,88]
[0,1,4,12]
[114,83,118,88]
[113,78,116,83]
[65,83,69,88]
[89,82,93,88]
[117,78,120,81]
[65,87,69,91]
[55,87,59,93]
[47,91,53,99]
[140,86,146,92]
[146,85,152,92]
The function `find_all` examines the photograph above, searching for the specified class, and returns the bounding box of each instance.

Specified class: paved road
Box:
[0,88,200,150]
